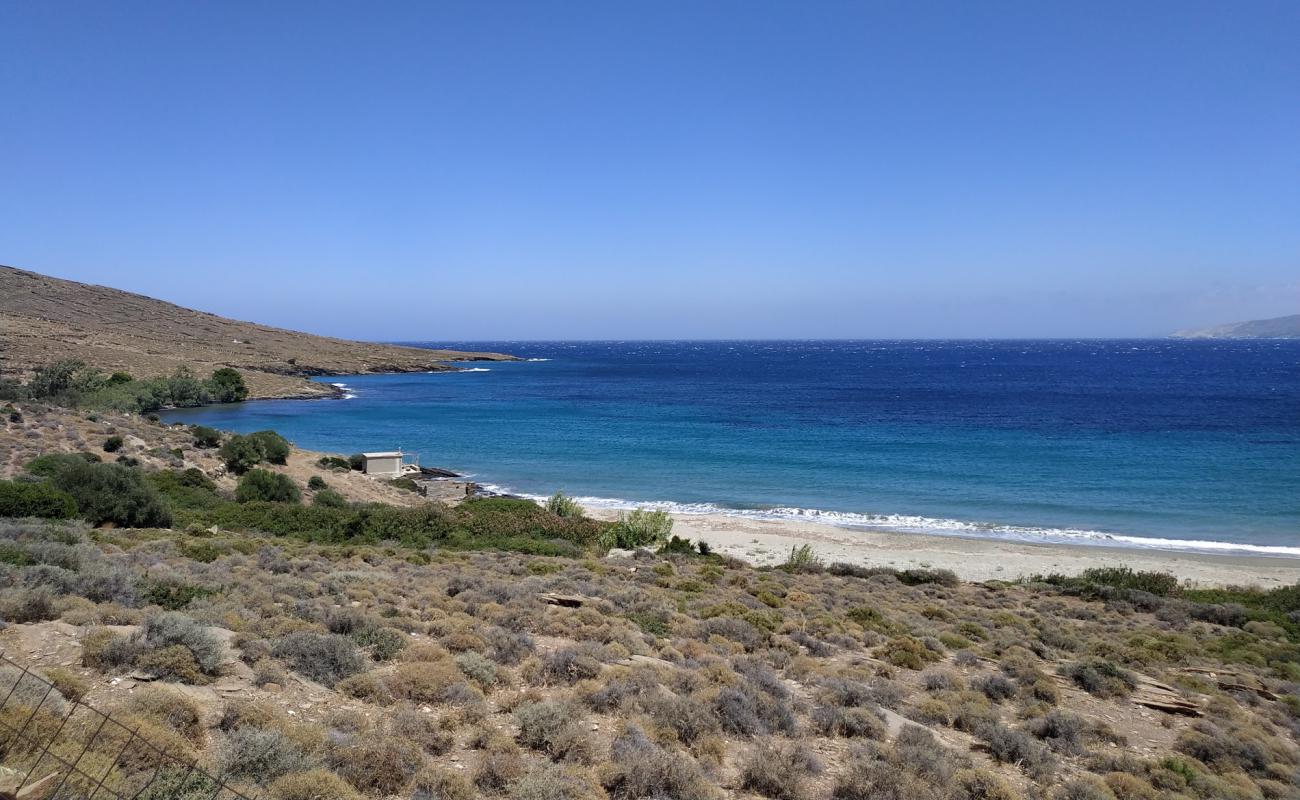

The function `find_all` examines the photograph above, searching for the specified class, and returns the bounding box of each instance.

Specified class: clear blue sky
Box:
[2,1,1297,339]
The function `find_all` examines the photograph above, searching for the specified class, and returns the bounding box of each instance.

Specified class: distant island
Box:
[1172,313,1300,339]
[0,265,516,400]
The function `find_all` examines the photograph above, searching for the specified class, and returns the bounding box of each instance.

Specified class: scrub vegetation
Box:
[0,402,1297,800]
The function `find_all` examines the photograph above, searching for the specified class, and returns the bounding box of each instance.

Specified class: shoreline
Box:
[585,507,1300,588]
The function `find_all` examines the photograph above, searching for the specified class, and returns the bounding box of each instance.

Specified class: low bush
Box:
[102,435,125,452]
[545,491,585,519]
[0,480,77,519]
[388,704,454,755]
[540,645,603,685]
[248,430,291,464]
[236,469,301,504]
[272,632,365,686]
[128,685,205,744]
[1060,659,1137,698]
[515,700,590,761]
[140,612,224,676]
[409,767,474,800]
[811,705,886,738]
[190,425,222,448]
[512,764,599,800]
[739,740,821,800]
[973,673,1017,702]
[602,725,711,800]
[601,508,672,549]
[218,726,316,783]
[268,770,361,800]
[52,462,172,528]
[329,736,426,795]
[981,723,1056,778]
[307,475,327,491]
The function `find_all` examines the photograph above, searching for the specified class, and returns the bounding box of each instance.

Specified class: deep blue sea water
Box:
[162,340,1300,556]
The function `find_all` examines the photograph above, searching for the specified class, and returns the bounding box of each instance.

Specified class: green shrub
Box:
[545,491,585,518]
[248,430,291,464]
[236,469,301,504]
[601,508,672,549]
[219,435,264,474]
[208,368,249,403]
[312,488,348,508]
[190,425,222,448]
[348,453,365,471]
[780,543,824,573]
[317,455,351,471]
[52,462,172,528]
[25,452,101,478]
[0,480,77,519]
[307,475,327,491]
[102,435,124,453]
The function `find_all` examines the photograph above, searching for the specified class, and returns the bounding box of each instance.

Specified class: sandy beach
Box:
[588,508,1300,588]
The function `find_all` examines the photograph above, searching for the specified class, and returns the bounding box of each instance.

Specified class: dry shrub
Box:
[512,763,602,800]
[539,645,603,685]
[217,726,316,783]
[474,737,526,793]
[812,705,886,739]
[126,685,205,744]
[386,660,465,703]
[410,766,475,800]
[267,769,362,800]
[336,671,389,704]
[739,739,822,800]
[42,667,89,702]
[388,703,455,755]
[602,724,711,800]
[329,735,426,795]
[271,631,365,687]
[515,700,592,762]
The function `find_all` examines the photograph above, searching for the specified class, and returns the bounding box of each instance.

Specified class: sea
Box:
[161,340,1300,557]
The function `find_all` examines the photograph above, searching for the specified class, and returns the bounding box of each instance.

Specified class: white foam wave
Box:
[330,382,348,388]
[526,358,551,362]
[495,490,1300,558]
[342,393,357,400]
[460,367,492,373]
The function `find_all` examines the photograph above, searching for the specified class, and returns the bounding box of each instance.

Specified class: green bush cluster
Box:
[11,360,249,412]
[236,469,301,504]
[600,508,672,549]
[219,430,290,473]
[0,480,78,519]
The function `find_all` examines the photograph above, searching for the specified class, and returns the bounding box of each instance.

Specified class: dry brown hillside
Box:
[0,265,515,399]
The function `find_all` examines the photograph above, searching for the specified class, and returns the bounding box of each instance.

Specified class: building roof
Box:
[361,451,402,458]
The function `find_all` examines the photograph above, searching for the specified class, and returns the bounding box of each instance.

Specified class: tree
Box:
[190,425,222,448]
[208,368,249,403]
[26,360,84,400]
[51,462,173,528]
[248,430,291,465]
[236,469,301,503]
[219,435,264,474]
[165,367,210,407]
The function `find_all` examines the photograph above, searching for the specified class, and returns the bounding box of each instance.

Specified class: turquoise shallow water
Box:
[162,340,1300,556]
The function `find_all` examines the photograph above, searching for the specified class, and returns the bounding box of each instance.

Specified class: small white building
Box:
[361,451,405,478]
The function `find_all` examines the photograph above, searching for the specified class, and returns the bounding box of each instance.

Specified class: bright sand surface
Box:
[587,508,1300,588]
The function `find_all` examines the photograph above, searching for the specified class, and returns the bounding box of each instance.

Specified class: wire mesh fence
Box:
[0,651,255,800]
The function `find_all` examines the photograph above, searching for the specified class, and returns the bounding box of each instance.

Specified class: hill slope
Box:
[1172,313,1300,339]
[0,265,514,398]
